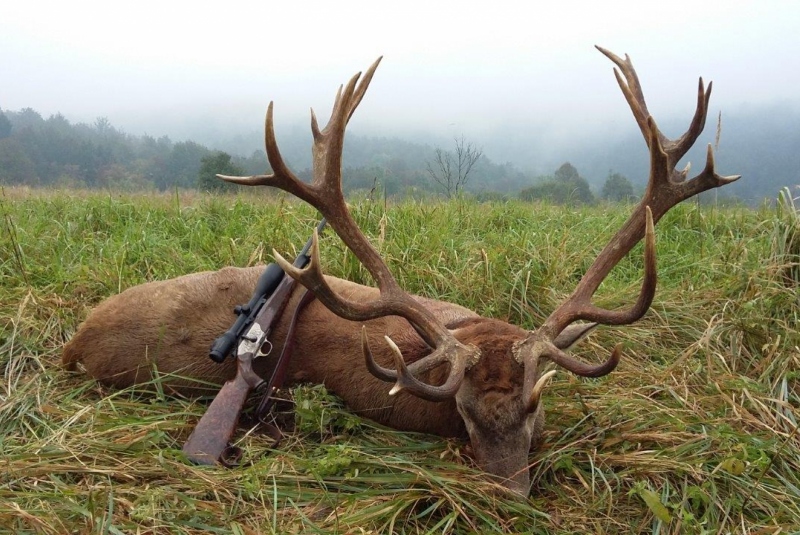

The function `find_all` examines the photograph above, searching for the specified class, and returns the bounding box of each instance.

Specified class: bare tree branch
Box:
[427,136,482,198]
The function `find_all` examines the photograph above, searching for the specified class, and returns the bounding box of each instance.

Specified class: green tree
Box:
[13,108,44,130]
[554,162,580,182]
[0,138,37,184]
[94,116,113,136]
[163,141,209,189]
[0,109,12,139]
[197,151,244,192]
[601,171,635,202]
[554,162,594,203]
[519,162,594,205]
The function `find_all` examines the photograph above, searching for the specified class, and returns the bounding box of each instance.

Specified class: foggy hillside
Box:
[182,103,800,203]
[1,101,796,203]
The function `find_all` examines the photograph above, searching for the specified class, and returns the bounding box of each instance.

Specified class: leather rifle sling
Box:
[255,288,316,444]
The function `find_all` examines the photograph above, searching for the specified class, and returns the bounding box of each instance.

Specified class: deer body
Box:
[65,265,585,492]
[62,267,541,440]
[62,48,738,495]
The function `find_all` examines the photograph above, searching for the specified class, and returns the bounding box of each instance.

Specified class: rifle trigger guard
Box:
[258,339,273,358]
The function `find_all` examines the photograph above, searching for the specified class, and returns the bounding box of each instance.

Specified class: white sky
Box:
[2,0,799,148]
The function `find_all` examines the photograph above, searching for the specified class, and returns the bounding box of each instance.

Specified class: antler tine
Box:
[310,58,382,197]
[544,343,623,378]
[348,57,382,122]
[596,46,659,148]
[669,78,712,168]
[526,370,557,414]
[217,102,315,202]
[596,45,717,174]
[683,143,741,198]
[381,335,468,401]
[272,228,424,324]
[218,58,383,205]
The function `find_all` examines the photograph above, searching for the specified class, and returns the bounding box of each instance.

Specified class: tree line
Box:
[0,107,269,191]
[0,106,676,205]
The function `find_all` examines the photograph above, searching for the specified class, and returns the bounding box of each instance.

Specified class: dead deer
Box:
[62,47,738,495]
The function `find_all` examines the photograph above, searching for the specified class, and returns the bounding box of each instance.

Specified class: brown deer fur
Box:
[63,267,576,492]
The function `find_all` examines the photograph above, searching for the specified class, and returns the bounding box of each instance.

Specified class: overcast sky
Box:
[3,0,799,151]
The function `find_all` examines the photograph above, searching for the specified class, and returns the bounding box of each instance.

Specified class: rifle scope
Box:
[208,218,327,363]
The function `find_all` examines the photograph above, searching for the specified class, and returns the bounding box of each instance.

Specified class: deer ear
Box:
[553,323,597,350]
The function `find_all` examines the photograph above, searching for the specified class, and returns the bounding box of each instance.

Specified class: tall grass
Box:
[1,187,798,533]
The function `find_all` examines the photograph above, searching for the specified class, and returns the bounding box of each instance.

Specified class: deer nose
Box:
[476,451,531,497]
[489,470,530,497]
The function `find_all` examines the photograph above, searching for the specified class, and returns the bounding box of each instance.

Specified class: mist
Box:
[4,2,799,131]
[2,0,799,202]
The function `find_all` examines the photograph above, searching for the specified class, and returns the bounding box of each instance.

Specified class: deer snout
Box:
[470,436,532,497]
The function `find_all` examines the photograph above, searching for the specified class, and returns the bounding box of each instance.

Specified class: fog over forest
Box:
[1,98,796,205]
[141,100,798,204]
[2,1,799,203]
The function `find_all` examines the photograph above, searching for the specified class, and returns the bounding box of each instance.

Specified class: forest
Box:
[0,104,797,205]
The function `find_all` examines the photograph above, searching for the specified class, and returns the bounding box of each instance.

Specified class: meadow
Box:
[1,186,798,534]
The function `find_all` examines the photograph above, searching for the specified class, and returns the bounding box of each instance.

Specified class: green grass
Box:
[1,186,798,534]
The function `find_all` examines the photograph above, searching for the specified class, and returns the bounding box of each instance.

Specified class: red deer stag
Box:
[62,47,738,495]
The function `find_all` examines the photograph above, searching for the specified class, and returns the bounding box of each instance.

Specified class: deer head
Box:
[219,48,738,495]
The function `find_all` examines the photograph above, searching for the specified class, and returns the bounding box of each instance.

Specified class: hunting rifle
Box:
[182,218,326,465]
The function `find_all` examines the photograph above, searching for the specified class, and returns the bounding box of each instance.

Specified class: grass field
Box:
[1,186,798,534]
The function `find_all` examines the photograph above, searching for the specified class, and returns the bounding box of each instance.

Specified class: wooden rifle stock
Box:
[181,366,255,465]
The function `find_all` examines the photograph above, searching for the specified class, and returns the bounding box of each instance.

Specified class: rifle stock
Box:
[182,372,252,465]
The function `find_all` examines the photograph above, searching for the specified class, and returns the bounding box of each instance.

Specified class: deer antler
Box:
[219,58,480,400]
[517,47,740,409]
